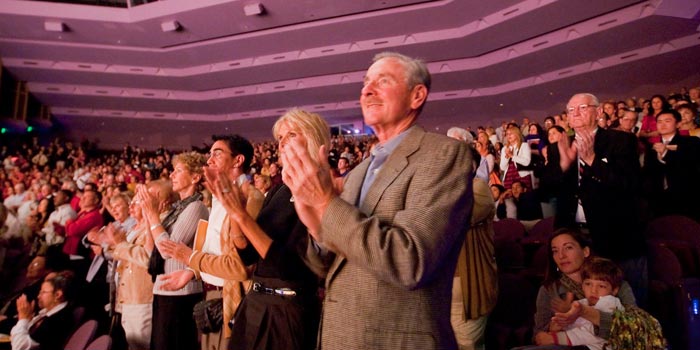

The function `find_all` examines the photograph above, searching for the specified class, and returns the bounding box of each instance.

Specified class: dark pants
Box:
[151,293,202,350]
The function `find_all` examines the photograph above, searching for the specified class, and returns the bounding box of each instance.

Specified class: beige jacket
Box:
[188,186,264,338]
[455,177,498,320]
[113,227,154,310]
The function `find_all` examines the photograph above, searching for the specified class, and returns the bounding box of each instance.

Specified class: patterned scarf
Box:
[559,274,585,300]
[147,191,203,281]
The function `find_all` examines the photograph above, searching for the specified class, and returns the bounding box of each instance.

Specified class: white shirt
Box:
[10,302,68,350]
[3,192,27,211]
[42,204,77,245]
[198,173,248,287]
[199,197,226,286]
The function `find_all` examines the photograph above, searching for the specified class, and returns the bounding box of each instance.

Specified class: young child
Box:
[538,257,625,350]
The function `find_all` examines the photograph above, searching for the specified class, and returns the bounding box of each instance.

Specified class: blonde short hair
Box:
[172,151,207,178]
[272,108,331,164]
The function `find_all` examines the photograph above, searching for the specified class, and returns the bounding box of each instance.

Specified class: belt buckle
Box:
[275,288,297,297]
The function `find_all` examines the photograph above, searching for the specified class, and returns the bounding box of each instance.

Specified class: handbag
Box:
[193,297,223,333]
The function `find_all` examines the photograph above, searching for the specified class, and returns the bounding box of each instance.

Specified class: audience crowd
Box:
[1,71,699,350]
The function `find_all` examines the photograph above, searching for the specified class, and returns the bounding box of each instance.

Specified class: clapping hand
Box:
[16,294,35,320]
[280,139,335,242]
[158,269,195,291]
[104,223,126,246]
[204,167,247,221]
[551,299,581,329]
[158,239,192,265]
[574,128,595,165]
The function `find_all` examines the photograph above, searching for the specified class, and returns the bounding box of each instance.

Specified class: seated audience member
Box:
[0,247,70,334]
[644,109,700,221]
[10,271,76,350]
[534,257,625,350]
[510,180,543,222]
[532,229,636,345]
[490,184,516,221]
[60,189,103,257]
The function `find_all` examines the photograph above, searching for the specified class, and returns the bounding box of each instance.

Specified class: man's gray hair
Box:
[446,127,473,143]
[373,52,431,92]
[574,93,600,106]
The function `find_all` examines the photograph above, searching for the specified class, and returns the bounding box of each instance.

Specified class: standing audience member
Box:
[105,197,154,350]
[139,169,208,350]
[3,183,29,214]
[500,126,533,190]
[61,189,103,257]
[638,94,671,146]
[538,125,573,221]
[207,110,327,350]
[10,271,76,350]
[42,190,76,247]
[644,109,700,221]
[451,149,497,350]
[677,104,700,138]
[283,52,473,350]
[616,110,639,133]
[253,174,272,197]
[555,93,647,306]
[159,139,264,350]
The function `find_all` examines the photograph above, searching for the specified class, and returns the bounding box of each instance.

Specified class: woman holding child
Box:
[531,229,637,347]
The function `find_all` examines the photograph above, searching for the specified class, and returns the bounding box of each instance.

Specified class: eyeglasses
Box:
[566,104,598,115]
[207,149,233,160]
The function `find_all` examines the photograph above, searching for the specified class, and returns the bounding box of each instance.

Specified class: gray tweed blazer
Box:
[312,125,474,350]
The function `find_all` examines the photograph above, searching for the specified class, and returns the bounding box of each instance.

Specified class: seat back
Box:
[525,216,554,241]
[64,319,98,350]
[493,218,526,241]
[85,335,112,350]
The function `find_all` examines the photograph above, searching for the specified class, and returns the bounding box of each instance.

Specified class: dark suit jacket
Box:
[309,126,474,350]
[644,133,700,220]
[31,305,75,350]
[553,128,644,260]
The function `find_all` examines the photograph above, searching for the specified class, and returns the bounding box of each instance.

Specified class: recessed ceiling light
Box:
[44,20,66,32]
[244,3,265,16]
[161,20,181,32]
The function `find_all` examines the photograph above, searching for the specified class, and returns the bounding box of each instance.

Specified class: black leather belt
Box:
[252,282,297,297]
[203,282,223,292]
